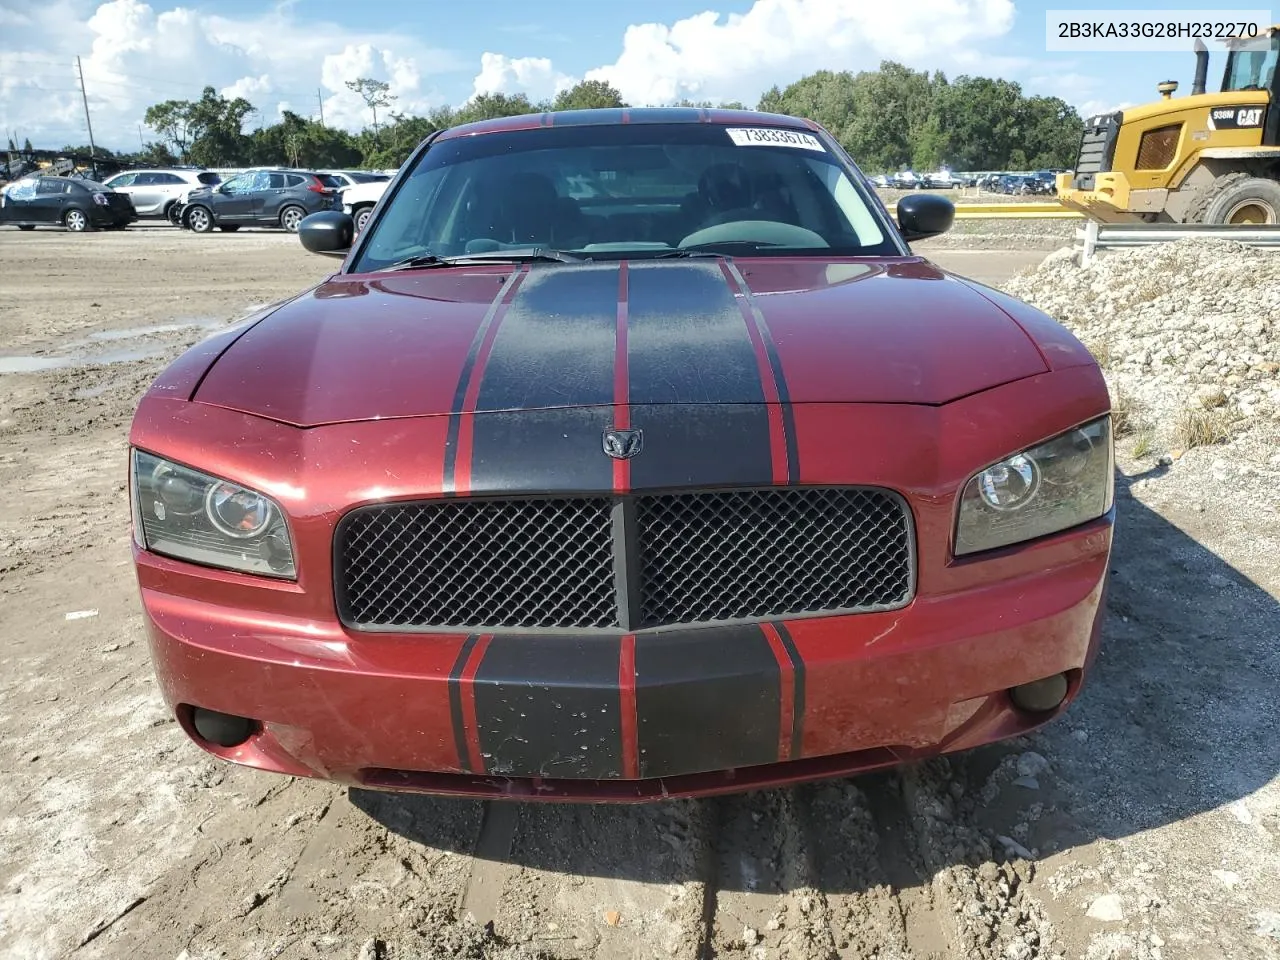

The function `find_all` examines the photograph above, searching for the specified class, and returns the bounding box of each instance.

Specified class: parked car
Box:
[322,170,391,190]
[891,170,923,189]
[1,175,136,231]
[175,169,340,233]
[101,168,221,221]
[1027,171,1058,195]
[996,174,1030,194]
[130,107,1114,801]
[869,174,891,188]
[925,170,961,189]
[340,178,391,232]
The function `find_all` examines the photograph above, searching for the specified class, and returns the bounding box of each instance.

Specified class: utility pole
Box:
[317,88,325,126]
[138,124,145,150]
[76,56,97,159]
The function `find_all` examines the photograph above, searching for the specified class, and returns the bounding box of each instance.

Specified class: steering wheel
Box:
[679,220,828,249]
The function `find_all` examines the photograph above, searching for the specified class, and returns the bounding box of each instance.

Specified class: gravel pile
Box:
[1003,239,1280,460]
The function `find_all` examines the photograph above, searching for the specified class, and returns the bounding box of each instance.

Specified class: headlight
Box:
[131,450,296,578]
[954,416,1113,556]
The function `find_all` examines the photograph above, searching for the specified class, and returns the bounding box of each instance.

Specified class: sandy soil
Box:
[1,224,1277,960]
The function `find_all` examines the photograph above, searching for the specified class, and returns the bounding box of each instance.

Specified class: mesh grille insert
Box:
[338,497,618,629]
[636,488,911,627]
[336,487,913,631]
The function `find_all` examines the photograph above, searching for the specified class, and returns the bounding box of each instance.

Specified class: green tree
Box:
[453,92,543,125]
[552,79,626,111]
[61,144,115,157]
[6,137,15,152]
[358,111,447,168]
[346,77,396,141]
[928,75,1023,170]
[22,137,34,154]
[674,98,748,109]
[1017,95,1083,168]
[250,111,363,168]
[144,99,198,159]
[184,87,254,166]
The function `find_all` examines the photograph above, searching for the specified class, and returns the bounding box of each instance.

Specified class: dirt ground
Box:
[1,225,1278,960]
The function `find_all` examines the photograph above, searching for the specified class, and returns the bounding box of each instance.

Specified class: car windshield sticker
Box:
[725,127,824,151]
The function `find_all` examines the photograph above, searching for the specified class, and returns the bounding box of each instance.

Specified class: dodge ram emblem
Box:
[603,428,643,460]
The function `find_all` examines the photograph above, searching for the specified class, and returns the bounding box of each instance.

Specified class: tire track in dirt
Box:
[480,798,714,958]
[704,788,837,959]
[897,760,1057,960]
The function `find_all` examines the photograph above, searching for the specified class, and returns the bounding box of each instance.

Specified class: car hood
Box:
[192,258,1052,427]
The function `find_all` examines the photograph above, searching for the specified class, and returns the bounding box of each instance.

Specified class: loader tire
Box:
[1185,172,1280,225]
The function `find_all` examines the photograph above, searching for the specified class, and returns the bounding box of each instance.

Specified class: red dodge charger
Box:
[128,109,1113,802]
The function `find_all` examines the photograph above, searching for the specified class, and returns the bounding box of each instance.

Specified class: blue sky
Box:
[0,0,1259,152]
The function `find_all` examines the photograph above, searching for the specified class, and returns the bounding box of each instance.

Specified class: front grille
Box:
[1071,112,1122,190]
[339,497,617,629]
[336,488,914,632]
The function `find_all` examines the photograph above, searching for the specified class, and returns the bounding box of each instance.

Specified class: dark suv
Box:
[177,169,340,233]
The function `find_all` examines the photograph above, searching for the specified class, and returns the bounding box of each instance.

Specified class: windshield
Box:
[350,121,899,272]
[1222,32,1279,91]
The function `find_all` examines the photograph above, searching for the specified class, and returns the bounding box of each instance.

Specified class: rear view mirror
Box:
[299,211,354,257]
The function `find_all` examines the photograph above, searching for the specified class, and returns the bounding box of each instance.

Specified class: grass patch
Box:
[1132,431,1154,459]
[1085,338,1112,368]
[1173,407,1234,449]
[1109,386,1137,437]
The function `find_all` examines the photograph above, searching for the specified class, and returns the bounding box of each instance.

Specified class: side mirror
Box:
[299,211,354,256]
[897,193,955,242]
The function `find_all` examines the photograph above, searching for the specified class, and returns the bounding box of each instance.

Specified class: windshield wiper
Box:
[654,250,731,259]
[382,247,588,272]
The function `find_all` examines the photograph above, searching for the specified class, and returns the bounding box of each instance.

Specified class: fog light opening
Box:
[1009,674,1070,713]
[190,707,258,748]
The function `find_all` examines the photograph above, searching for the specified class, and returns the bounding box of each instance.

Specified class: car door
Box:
[32,178,70,223]
[214,174,260,221]
[257,172,290,221]
[129,172,169,216]
[104,172,138,207]
[1,178,39,223]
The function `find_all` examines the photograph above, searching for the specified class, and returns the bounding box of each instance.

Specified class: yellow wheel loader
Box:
[1057,26,1280,224]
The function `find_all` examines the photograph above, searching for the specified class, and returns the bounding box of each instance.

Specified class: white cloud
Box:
[470,52,574,103]
[577,0,1017,106]
[0,0,463,151]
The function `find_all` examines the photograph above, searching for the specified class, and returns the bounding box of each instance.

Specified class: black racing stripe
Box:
[773,622,805,759]
[626,261,773,488]
[626,403,773,489]
[627,262,766,405]
[634,624,781,778]
[474,262,620,412]
[725,260,801,483]
[447,634,480,772]
[626,107,703,124]
[469,406,615,494]
[472,635,624,779]
[442,271,521,494]
[547,108,626,126]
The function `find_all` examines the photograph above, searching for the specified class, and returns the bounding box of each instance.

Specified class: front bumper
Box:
[1056,172,1148,223]
[137,513,1111,801]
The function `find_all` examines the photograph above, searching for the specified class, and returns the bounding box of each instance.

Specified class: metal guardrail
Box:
[952,202,1082,220]
[1077,220,1280,265]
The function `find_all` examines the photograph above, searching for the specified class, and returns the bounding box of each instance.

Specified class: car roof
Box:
[435,106,821,142]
